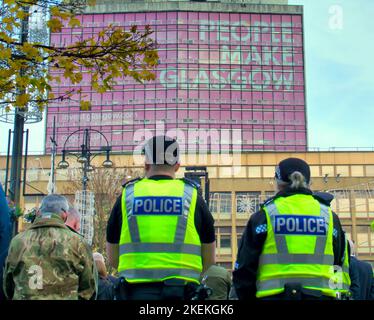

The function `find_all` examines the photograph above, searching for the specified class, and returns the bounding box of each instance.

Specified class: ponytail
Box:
[289,171,308,189]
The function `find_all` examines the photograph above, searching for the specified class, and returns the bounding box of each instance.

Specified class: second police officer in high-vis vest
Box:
[233,158,351,300]
[106,136,216,300]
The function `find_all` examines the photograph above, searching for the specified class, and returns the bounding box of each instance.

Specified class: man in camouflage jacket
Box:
[3,194,96,300]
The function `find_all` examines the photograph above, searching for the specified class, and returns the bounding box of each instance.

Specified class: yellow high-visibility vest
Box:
[256,194,350,298]
[118,178,202,284]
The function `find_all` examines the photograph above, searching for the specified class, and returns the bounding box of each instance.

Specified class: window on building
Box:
[368,197,374,218]
[356,226,371,254]
[207,167,217,179]
[219,167,232,178]
[366,165,374,176]
[262,166,274,178]
[210,192,232,216]
[336,166,349,177]
[351,165,364,177]
[310,165,320,177]
[232,166,247,178]
[330,190,351,218]
[220,235,231,249]
[216,227,231,234]
[354,190,369,218]
[248,166,262,178]
[321,166,334,176]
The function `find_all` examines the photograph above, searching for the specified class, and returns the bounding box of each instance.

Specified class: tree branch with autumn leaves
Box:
[0,0,159,111]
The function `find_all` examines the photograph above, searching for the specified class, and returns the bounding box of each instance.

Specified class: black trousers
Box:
[127,283,167,300]
[261,293,336,300]
[116,281,197,300]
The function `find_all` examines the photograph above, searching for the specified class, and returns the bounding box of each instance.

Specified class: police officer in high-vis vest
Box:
[233,158,351,300]
[106,136,216,300]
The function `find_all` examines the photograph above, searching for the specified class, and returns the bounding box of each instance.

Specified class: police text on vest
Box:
[133,196,183,215]
[274,215,327,235]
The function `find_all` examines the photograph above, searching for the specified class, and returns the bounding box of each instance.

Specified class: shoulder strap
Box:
[122,177,142,188]
[180,177,200,189]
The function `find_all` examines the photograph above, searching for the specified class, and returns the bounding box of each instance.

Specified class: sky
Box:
[289,0,374,149]
[0,0,373,154]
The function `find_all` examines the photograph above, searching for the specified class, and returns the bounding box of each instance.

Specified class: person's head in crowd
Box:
[65,205,81,232]
[142,135,180,178]
[38,194,69,221]
[93,252,108,278]
[274,158,311,192]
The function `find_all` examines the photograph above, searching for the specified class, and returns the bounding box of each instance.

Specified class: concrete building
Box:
[2,151,374,268]
[46,0,307,153]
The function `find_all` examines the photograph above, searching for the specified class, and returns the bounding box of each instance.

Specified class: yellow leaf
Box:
[80,100,91,111]
[0,48,12,60]
[47,18,63,33]
[68,17,81,28]
[50,7,60,16]
[0,31,14,43]
[22,43,39,58]
[2,17,15,25]
[50,7,70,20]
[16,76,29,88]
[15,93,30,107]
[16,10,29,20]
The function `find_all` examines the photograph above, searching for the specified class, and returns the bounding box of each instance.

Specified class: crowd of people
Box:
[0,135,373,300]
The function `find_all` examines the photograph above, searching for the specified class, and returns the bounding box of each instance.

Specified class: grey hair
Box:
[39,194,69,216]
[289,171,308,189]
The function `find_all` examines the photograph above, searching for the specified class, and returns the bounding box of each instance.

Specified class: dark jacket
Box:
[97,276,116,300]
[349,256,361,300]
[0,183,11,300]
[349,256,374,300]
[233,187,347,300]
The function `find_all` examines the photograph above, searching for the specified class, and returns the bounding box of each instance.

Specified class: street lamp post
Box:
[57,128,113,190]
[57,128,113,245]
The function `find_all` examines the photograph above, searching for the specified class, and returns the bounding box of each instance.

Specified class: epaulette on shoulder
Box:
[313,191,334,206]
[122,177,142,188]
[181,177,200,189]
[261,195,276,208]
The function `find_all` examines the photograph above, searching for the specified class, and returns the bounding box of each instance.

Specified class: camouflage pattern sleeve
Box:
[3,235,24,299]
[77,240,96,300]
[3,239,15,299]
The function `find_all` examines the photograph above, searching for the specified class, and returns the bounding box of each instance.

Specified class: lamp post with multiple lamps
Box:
[57,128,113,245]
[57,128,113,191]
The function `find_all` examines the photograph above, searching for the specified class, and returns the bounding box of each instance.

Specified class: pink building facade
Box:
[46,2,306,153]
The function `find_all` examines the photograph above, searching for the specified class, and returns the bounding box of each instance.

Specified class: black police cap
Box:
[143,135,180,165]
[275,157,311,184]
